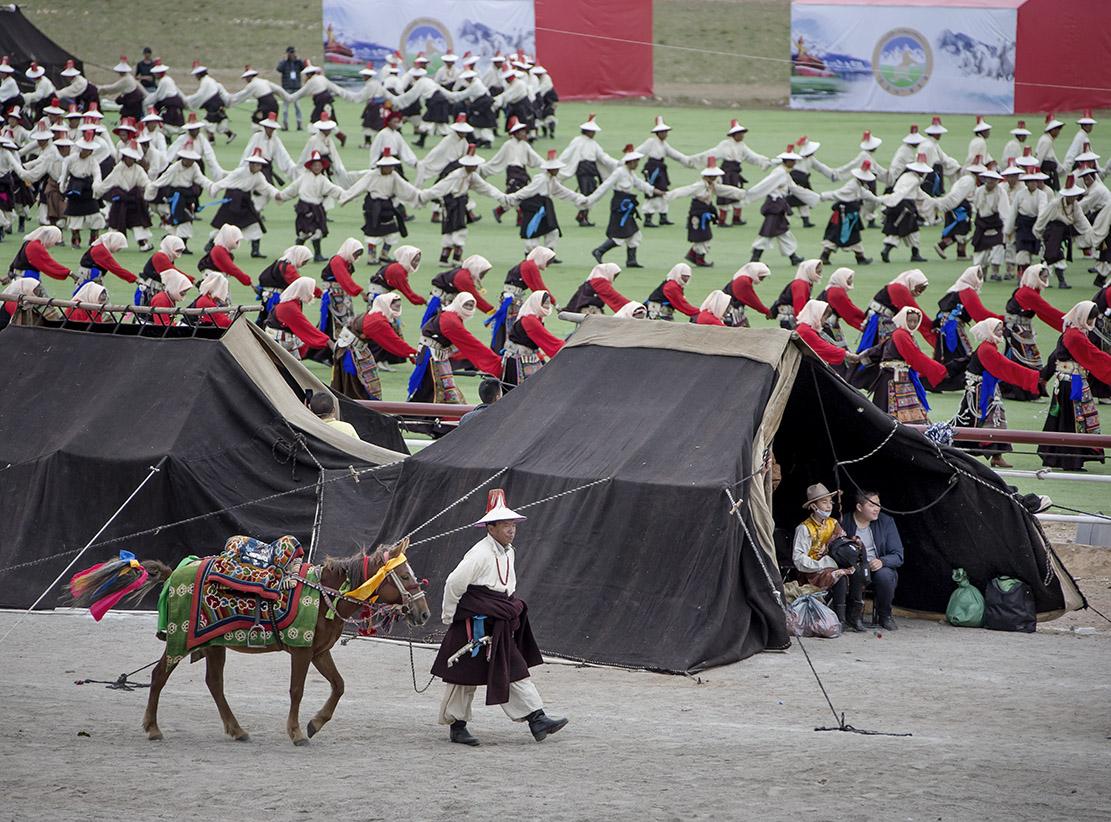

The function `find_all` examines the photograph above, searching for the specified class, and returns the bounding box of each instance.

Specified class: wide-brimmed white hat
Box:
[972,115,992,133]
[902,125,924,145]
[359,62,376,77]
[114,56,132,73]
[449,114,474,134]
[301,60,322,75]
[621,143,644,163]
[313,112,337,131]
[1077,109,1097,126]
[777,144,802,161]
[727,119,748,136]
[1075,142,1101,163]
[851,160,876,182]
[150,60,169,74]
[797,135,820,157]
[859,130,882,151]
[541,149,564,171]
[440,52,458,63]
[25,62,45,80]
[1044,113,1064,131]
[1001,160,1022,177]
[177,140,202,161]
[119,140,143,160]
[979,168,1003,181]
[650,115,671,133]
[1060,174,1086,196]
[1010,120,1031,136]
[142,107,163,123]
[459,144,483,167]
[579,113,601,132]
[925,116,947,135]
[241,65,259,79]
[191,59,207,75]
[245,147,269,165]
[75,131,99,151]
[506,115,527,134]
[376,147,401,167]
[906,153,932,174]
[473,489,527,526]
[60,60,81,78]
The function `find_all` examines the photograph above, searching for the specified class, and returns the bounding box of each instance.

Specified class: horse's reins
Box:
[294,556,427,628]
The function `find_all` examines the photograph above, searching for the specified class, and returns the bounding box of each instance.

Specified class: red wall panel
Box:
[1015,0,1111,112]
[534,0,653,100]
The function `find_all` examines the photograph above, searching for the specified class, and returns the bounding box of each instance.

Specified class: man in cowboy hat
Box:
[792,482,866,633]
[430,489,568,746]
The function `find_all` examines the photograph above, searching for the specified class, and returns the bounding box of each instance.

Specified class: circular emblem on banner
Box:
[873,28,932,96]
[400,17,454,67]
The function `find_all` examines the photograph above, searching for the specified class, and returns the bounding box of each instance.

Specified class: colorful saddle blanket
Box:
[207,535,304,601]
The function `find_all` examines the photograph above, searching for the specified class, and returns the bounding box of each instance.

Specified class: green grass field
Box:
[10,98,1109,516]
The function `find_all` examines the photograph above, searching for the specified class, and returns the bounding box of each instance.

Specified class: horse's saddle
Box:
[208,535,305,601]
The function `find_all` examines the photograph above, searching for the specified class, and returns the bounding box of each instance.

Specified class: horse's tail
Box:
[68,552,175,621]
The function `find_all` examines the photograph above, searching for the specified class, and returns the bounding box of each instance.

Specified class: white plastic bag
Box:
[786,593,842,638]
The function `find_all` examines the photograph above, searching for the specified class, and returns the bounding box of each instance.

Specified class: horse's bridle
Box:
[385,563,427,615]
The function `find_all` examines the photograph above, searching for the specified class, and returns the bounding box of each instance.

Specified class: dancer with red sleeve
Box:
[425,255,495,324]
[723,262,772,327]
[65,281,108,324]
[76,231,137,293]
[490,246,557,352]
[332,293,418,401]
[769,258,822,329]
[409,293,503,403]
[503,290,563,388]
[198,224,251,286]
[5,226,71,283]
[195,271,232,328]
[1038,301,1111,469]
[696,290,730,326]
[367,245,425,306]
[854,269,936,367]
[817,266,866,341]
[645,263,699,321]
[149,269,193,327]
[138,235,186,305]
[319,237,365,337]
[932,265,1003,390]
[859,307,947,423]
[256,245,319,322]
[1001,264,1064,400]
[795,299,860,368]
[564,263,630,315]
[264,276,333,359]
[955,318,1042,467]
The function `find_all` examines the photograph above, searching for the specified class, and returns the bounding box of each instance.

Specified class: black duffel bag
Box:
[827,536,870,585]
[983,577,1036,633]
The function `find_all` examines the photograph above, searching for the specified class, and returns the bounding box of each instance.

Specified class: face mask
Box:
[811,509,828,520]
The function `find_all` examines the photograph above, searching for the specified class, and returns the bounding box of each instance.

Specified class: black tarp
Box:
[372,318,1080,673]
[0,7,82,91]
[0,323,405,608]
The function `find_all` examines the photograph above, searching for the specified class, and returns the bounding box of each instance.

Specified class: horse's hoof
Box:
[147,734,163,742]
[293,737,310,747]
[234,734,251,743]
[307,720,319,738]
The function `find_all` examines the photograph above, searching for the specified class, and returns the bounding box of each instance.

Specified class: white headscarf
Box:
[526,246,556,270]
[518,289,552,319]
[200,271,229,302]
[160,235,185,259]
[794,259,823,284]
[72,281,107,305]
[732,262,770,283]
[970,318,1004,346]
[1020,263,1050,290]
[613,301,646,319]
[947,265,984,293]
[24,225,62,247]
[892,269,928,292]
[797,299,829,331]
[462,254,491,286]
[213,224,243,251]
[588,263,621,283]
[370,292,402,319]
[828,267,854,291]
[91,231,127,253]
[1,276,44,298]
[893,306,923,332]
[279,276,317,305]
[667,262,692,285]
[337,237,363,263]
[281,245,312,269]
[445,292,477,320]
[699,290,730,319]
[1062,300,1097,331]
[161,269,192,302]
[395,245,421,273]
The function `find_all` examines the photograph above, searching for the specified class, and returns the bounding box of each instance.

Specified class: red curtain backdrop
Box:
[534,0,653,100]
[1014,0,1111,112]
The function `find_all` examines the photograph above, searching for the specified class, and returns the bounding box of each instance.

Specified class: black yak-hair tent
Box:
[0,319,406,608]
[0,6,83,90]
[373,317,1083,673]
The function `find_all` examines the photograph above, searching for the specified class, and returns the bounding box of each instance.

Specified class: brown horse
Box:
[134,542,431,746]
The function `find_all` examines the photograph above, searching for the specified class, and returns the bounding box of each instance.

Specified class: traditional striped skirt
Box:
[883,361,928,424]
[1003,314,1041,369]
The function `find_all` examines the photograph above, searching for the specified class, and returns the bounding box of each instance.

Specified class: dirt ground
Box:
[2,532,1109,822]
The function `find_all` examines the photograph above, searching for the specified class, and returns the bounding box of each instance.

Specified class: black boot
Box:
[415,133,427,149]
[801,216,814,228]
[449,720,480,746]
[250,239,266,258]
[819,250,831,265]
[576,210,595,227]
[788,253,803,266]
[625,246,643,268]
[643,214,656,228]
[878,613,898,631]
[525,709,568,742]
[910,247,927,262]
[834,603,848,630]
[881,244,891,263]
[439,247,452,266]
[1057,270,1072,289]
[592,238,617,263]
[750,248,763,262]
[17,216,25,233]
[855,251,873,265]
[658,214,674,226]
[311,239,326,263]
[846,601,867,633]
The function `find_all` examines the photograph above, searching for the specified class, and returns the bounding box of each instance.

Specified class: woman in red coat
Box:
[1039,300,1111,470]
[723,261,772,327]
[66,281,109,324]
[149,269,193,326]
[196,271,232,328]
[563,263,630,315]
[409,293,503,403]
[264,276,333,359]
[817,267,866,345]
[319,237,366,339]
[695,290,730,326]
[503,289,564,388]
[332,293,418,401]
[75,231,137,296]
[199,224,252,287]
[795,299,858,368]
[932,265,1004,391]
[138,235,187,306]
[769,258,822,329]
[1001,264,1063,400]
[5,226,71,283]
[954,318,1041,468]
[0,276,55,328]
[368,244,426,306]
[860,307,948,423]
[645,263,700,321]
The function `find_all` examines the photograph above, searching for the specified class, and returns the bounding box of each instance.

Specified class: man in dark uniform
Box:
[277,47,305,131]
[430,489,568,746]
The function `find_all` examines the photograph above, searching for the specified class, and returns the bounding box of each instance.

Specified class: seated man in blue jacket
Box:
[840,488,904,631]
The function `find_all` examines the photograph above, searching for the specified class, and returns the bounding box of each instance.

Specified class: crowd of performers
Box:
[1,50,1110,470]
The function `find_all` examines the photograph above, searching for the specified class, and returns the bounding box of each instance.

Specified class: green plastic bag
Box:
[946,568,985,628]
